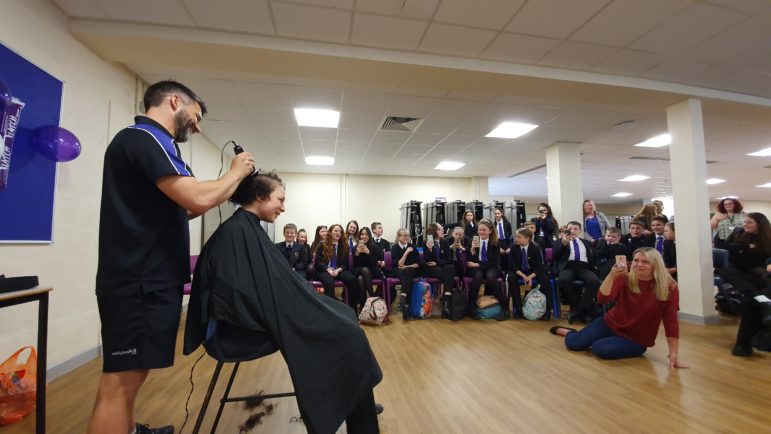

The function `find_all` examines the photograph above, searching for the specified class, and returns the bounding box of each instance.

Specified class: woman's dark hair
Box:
[310,225,327,256]
[461,210,476,228]
[426,222,440,238]
[537,202,558,227]
[743,212,771,255]
[143,80,208,115]
[717,197,744,214]
[229,173,284,206]
[358,227,375,250]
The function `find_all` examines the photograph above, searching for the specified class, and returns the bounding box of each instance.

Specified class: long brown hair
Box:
[461,210,476,229]
[310,225,327,256]
[634,203,658,228]
[478,219,499,246]
[739,212,771,256]
[323,224,349,263]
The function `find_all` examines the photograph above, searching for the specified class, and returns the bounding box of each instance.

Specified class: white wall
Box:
[274,173,475,242]
[0,0,225,371]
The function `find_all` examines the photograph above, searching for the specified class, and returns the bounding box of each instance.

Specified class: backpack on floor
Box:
[409,279,433,319]
[473,295,500,319]
[715,284,742,316]
[358,297,388,326]
[522,284,547,320]
[444,289,468,321]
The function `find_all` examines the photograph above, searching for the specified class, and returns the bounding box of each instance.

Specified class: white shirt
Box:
[570,238,587,262]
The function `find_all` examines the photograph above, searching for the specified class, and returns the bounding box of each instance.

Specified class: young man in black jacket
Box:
[554,221,601,324]
[276,223,309,279]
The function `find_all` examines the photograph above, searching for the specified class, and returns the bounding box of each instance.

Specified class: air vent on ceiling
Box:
[629,156,717,164]
[380,116,423,132]
[507,164,547,178]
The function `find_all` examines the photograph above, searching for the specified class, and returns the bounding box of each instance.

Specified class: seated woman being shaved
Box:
[184,173,382,434]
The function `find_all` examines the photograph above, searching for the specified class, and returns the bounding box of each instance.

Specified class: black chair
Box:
[192,320,296,434]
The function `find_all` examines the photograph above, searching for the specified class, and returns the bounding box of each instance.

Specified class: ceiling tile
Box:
[506,0,610,39]
[629,2,747,56]
[570,0,691,47]
[183,0,274,34]
[302,139,336,152]
[355,0,439,20]
[434,0,525,30]
[96,0,196,25]
[282,0,354,9]
[351,13,427,50]
[704,0,771,14]
[342,90,393,114]
[480,33,560,64]
[233,82,294,107]
[591,49,666,76]
[245,108,296,125]
[729,41,771,74]
[299,126,338,140]
[418,23,498,57]
[418,118,464,135]
[288,87,343,109]
[372,130,410,144]
[684,14,771,64]
[271,2,351,43]
[639,59,713,82]
[405,133,446,146]
[338,129,374,142]
[206,105,253,123]
[339,113,382,130]
[54,0,109,18]
[538,41,616,70]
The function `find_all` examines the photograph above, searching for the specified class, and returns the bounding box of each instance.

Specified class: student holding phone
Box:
[551,248,686,367]
[421,223,457,295]
[466,219,508,320]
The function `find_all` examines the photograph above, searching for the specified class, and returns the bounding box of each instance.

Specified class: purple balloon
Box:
[32,126,82,162]
[0,79,11,114]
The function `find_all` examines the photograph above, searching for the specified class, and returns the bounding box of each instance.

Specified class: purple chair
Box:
[309,254,349,304]
[183,254,199,295]
[384,251,400,312]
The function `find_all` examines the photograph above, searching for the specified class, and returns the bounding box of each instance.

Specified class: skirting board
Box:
[47,345,101,382]
[678,311,721,325]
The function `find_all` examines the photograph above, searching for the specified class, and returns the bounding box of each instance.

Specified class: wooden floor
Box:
[3,305,769,434]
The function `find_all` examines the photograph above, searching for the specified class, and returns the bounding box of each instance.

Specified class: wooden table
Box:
[0,286,52,434]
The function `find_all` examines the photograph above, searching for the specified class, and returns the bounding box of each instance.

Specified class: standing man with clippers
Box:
[89,80,255,434]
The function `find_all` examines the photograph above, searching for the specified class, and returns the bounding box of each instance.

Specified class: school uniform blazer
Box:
[493,219,513,248]
[593,240,627,268]
[315,243,351,272]
[353,244,382,271]
[663,240,677,269]
[424,238,452,267]
[554,237,596,273]
[391,243,420,268]
[373,238,391,255]
[463,222,477,239]
[510,243,547,276]
[467,238,502,272]
[275,242,308,272]
[621,235,648,260]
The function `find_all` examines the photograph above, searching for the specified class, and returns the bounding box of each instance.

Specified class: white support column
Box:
[667,99,718,324]
[470,176,489,203]
[545,142,583,227]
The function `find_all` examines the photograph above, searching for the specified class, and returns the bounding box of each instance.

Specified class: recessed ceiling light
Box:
[305,155,334,166]
[611,192,633,197]
[485,122,538,139]
[618,175,650,182]
[747,147,771,157]
[634,133,671,148]
[757,182,771,188]
[435,161,465,171]
[706,178,725,185]
[294,108,340,128]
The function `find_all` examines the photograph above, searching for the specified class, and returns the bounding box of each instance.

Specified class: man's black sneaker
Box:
[135,423,174,434]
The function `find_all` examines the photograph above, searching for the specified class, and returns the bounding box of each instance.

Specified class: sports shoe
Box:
[731,343,753,357]
[135,423,174,434]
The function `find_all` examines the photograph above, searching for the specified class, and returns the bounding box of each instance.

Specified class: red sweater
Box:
[599,276,679,348]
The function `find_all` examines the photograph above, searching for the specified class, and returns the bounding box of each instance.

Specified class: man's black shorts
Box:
[97,286,182,373]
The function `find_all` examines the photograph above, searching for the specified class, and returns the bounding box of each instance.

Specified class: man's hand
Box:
[231,151,255,178]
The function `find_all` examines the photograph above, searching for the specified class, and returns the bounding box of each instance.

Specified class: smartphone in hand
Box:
[614,255,628,269]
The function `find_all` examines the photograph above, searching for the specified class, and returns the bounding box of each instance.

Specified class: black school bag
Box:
[448,289,468,321]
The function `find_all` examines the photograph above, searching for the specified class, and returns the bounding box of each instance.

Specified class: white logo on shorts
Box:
[111,348,138,356]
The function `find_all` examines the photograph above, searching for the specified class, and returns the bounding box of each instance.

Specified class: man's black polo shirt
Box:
[96,116,193,297]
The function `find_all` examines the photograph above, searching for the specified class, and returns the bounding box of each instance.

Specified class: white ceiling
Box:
[52,0,771,202]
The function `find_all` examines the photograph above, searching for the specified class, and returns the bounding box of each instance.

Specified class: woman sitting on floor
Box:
[550,247,687,368]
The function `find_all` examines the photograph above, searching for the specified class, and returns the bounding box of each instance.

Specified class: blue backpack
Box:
[409,279,433,319]
[474,304,501,319]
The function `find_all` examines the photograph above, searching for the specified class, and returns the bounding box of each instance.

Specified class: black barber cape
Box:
[184,208,382,434]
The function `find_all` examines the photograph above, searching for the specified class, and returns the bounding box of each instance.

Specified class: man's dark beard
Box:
[173,109,192,142]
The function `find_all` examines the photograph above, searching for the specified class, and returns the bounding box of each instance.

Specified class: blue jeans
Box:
[565,316,646,360]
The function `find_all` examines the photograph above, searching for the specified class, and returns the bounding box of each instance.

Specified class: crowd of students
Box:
[271,197,771,354]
